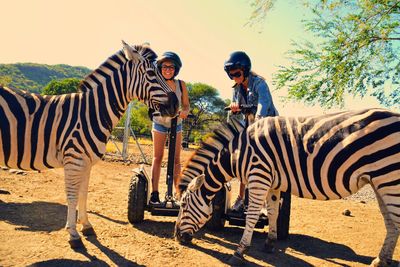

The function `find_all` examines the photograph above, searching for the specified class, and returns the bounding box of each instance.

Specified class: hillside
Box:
[0,63,91,93]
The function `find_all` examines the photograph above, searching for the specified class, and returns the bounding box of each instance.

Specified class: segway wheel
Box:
[205,188,226,230]
[276,191,291,240]
[127,174,147,224]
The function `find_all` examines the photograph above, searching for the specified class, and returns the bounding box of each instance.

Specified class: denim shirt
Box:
[231,73,278,121]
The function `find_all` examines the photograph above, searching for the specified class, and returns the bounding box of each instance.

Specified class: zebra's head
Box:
[174,119,244,243]
[174,174,213,244]
[122,41,178,117]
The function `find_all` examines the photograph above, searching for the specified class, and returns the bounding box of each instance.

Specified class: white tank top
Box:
[153,79,183,127]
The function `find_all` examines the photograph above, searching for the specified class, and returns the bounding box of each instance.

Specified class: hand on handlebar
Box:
[230,102,240,113]
[225,103,256,114]
[179,109,189,119]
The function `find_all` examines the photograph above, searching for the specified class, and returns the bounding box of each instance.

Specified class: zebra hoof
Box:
[82,227,96,237]
[370,257,393,267]
[228,252,246,266]
[69,238,84,249]
[264,239,276,253]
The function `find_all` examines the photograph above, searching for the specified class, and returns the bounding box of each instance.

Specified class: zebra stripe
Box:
[175,108,400,266]
[0,42,178,247]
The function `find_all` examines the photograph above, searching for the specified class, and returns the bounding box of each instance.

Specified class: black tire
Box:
[205,188,226,230]
[277,191,291,240]
[127,174,147,224]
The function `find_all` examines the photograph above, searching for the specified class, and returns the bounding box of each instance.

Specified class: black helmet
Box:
[224,51,251,78]
[157,51,182,77]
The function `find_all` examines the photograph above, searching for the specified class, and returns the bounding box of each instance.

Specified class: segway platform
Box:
[226,209,269,229]
[149,198,180,216]
[206,182,292,240]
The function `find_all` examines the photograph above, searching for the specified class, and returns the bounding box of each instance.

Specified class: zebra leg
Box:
[370,187,399,267]
[77,166,96,237]
[64,157,89,248]
[264,189,281,253]
[230,181,269,264]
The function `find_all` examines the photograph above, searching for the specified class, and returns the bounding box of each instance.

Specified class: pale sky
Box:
[1,0,383,115]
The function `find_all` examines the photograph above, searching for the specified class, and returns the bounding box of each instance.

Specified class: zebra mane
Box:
[179,118,244,192]
[78,44,158,93]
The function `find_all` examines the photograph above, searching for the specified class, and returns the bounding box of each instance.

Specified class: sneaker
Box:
[231,196,244,211]
[149,191,161,205]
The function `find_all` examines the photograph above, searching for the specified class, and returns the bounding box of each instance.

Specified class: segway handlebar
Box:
[224,104,256,114]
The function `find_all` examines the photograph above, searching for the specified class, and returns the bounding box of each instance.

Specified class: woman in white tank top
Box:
[149,51,190,204]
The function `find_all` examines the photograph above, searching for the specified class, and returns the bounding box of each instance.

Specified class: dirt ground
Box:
[1,145,399,267]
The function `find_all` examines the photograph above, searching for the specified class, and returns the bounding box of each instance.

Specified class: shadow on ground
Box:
[129,219,176,238]
[199,227,375,266]
[0,201,66,232]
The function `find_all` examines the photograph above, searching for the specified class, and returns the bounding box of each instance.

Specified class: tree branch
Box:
[370,36,400,42]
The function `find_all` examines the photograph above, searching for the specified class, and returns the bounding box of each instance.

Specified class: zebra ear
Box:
[122,40,142,62]
[142,41,151,47]
[188,174,205,192]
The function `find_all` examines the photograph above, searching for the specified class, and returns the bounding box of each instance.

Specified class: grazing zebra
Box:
[175,108,400,267]
[0,41,178,248]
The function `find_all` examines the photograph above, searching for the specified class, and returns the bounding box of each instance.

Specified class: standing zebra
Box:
[0,41,178,248]
[175,108,400,267]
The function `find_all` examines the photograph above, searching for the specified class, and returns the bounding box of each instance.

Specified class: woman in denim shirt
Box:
[224,51,278,211]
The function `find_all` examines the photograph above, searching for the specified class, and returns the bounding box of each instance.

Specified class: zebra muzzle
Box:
[175,228,193,244]
[179,233,193,244]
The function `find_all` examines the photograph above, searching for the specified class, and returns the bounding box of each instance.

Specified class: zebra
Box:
[175,108,400,267]
[0,41,178,248]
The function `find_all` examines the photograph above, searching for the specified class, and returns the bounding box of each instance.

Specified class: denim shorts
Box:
[152,122,182,134]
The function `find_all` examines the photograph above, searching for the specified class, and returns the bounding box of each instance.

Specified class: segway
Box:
[206,104,292,240]
[127,115,180,224]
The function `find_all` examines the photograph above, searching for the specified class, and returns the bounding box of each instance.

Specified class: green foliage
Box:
[117,100,152,136]
[250,0,400,108]
[188,82,227,118]
[41,78,81,95]
[273,0,400,108]
[247,0,277,28]
[185,82,228,143]
[0,63,91,93]
[0,75,12,86]
[130,101,153,135]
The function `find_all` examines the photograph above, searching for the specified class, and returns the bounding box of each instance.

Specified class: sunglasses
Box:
[229,71,242,79]
[161,65,175,71]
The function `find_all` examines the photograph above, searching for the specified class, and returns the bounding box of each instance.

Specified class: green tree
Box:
[185,82,227,143]
[41,78,81,95]
[0,76,12,86]
[117,100,152,136]
[251,0,400,108]
[0,63,91,93]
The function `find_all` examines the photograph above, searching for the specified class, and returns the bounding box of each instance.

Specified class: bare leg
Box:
[151,130,167,192]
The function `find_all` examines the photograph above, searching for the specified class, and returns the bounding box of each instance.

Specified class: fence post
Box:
[130,127,148,164]
[122,102,133,161]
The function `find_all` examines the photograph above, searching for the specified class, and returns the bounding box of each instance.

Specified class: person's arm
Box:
[179,81,190,119]
[230,86,240,113]
[255,80,275,119]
